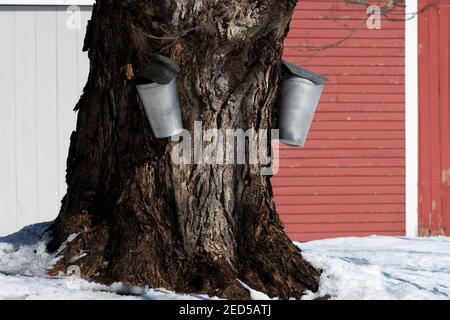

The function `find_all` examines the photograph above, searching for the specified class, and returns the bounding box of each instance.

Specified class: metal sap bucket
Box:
[278,60,328,147]
[135,54,184,138]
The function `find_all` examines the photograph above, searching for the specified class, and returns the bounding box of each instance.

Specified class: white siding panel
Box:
[15,7,38,229]
[78,8,90,94]
[36,6,59,223]
[56,5,80,201]
[0,1,94,5]
[0,5,92,235]
[0,6,17,235]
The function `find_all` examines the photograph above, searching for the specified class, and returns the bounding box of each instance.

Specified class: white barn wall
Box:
[0,5,92,236]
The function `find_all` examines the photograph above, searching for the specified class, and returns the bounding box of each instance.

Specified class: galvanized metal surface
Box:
[281,60,328,85]
[278,77,323,147]
[136,78,184,138]
[136,54,181,85]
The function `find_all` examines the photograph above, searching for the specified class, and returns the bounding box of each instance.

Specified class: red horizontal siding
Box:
[274,1,406,242]
[284,222,405,234]
[281,213,405,224]
[288,231,405,240]
[274,183,405,193]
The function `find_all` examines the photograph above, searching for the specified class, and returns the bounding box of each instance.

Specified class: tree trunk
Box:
[48,0,320,299]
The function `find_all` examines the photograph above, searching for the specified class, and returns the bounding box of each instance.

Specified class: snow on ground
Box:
[0,223,213,300]
[1,222,450,300]
[297,236,450,300]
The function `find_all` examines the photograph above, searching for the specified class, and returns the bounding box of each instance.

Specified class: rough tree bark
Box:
[48,0,320,299]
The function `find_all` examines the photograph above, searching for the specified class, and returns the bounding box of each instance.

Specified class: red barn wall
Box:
[273,0,406,242]
[418,0,450,236]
